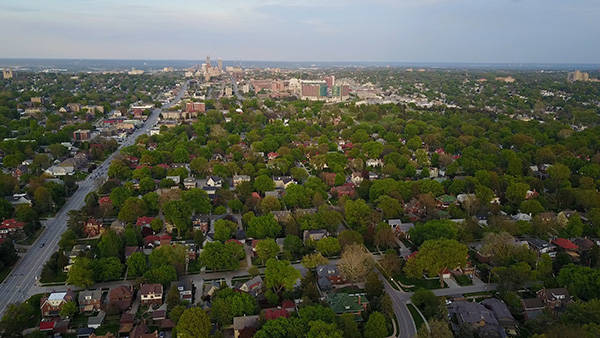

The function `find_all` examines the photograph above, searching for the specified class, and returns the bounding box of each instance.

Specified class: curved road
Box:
[0,81,188,315]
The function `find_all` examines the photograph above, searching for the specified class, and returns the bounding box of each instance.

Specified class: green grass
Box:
[454,274,473,286]
[393,272,446,290]
[407,303,425,331]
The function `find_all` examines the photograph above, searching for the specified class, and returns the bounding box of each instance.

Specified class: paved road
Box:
[378,269,497,337]
[0,81,188,316]
[228,73,243,102]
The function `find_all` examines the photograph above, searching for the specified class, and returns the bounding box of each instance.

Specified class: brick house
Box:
[41,290,76,317]
[140,284,163,307]
[78,289,102,313]
[83,218,104,238]
[108,285,134,312]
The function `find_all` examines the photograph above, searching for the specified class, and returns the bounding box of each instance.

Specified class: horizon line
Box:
[1,57,599,66]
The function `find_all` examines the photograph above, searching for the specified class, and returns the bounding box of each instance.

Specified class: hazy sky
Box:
[1,0,599,63]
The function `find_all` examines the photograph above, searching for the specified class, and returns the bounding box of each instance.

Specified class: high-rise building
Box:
[3,69,13,79]
[567,70,590,82]
[206,56,211,68]
[319,84,328,97]
[324,75,335,89]
[218,59,223,71]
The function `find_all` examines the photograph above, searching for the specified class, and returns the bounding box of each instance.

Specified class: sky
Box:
[1,0,599,63]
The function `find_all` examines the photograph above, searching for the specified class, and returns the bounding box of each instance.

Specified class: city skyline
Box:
[1,0,599,63]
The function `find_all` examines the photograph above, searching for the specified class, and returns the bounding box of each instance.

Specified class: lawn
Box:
[393,272,446,290]
[407,303,425,331]
[454,274,473,286]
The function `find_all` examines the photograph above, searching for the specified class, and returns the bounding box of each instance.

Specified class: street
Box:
[0,81,188,316]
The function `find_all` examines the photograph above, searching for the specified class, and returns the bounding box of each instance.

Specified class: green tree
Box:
[344,199,372,230]
[307,320,342,338]
[363,312,388,338]
[67,257,94,288]
[247,214,281,239]
[176,307,211,338]
[505,182,529,208]
[365,271,384,298]
[416,320,453,338]
[143,265,178,286]
[93,257,124,281]
[127,251,147,277]
[256,238,280,264]
[98,230,123,258]
[213,219,237,242]
[199,241,245,271]
[376,195,403,219]
[338,230,364,248]
[316,237,341,257]
[254,175,275,193]
[0,301,35,336]
[110,186,131,209]
[118,197,147,223]
[411,288,441,319]
[163,200,192,236]
[182,188,211,214]
[59,301,77,319]
[404,239,467,279]
[264,258,301,293]
[33,186,53,213]
[337,313,361,338]
[409,220,458,247]
[302,253,329,270]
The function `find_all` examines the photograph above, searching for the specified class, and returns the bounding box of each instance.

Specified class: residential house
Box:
[9,194,32,206]
[233,175,251,187]
[87,311,106,329]
[351,172,363,185]
[330,183,356,198]
[552,238,579,260]
[481,298,517,335]
[192,215,210,232]
[537,288,571,311]
[521,298,545,320]
[448,300,505,338]
[526,238,556,258]
[316,264,345,290]
[321,172,337,186]
[436,194,457,209]
[139,284,163,307]
[165,175,180,185]
[237,276,263,297]
[83,218,104,238]
[206,176,223,188]
[273,176,296,189]
[388,219,414,238]
[303,229,328,243]
[41,290,76,317]
[233,315,260,338]
[78,290,102,313]
[183,177,196,189]
[366,159,383,167]
[263,307,290,321]
[271,210,292,223]
[0,218,25,238]
[327,293,369,317]
[173,280,193,302]
[108,285,134,312]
